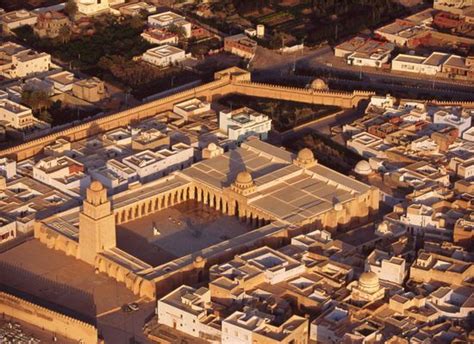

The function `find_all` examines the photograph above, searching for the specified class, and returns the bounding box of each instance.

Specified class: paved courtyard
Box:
[117,200,253,266]
[0,239,157,343]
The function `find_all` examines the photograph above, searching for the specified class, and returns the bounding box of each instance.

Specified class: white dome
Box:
[207,142,217,150]
[354,160,372,176]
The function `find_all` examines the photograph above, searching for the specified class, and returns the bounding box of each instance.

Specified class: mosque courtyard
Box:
[116,200,254,267]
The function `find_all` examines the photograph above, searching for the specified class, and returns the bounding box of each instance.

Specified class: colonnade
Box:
[113,182,273,228]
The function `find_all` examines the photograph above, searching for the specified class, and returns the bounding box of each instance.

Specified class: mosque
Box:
[35,138,380,298]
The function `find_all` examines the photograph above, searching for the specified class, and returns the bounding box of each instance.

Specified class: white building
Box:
[347,132,389,159]
[347,51,391,68]
[76,0,112,16]
[391,54,427,74]
[222,310,308,344]
[0,157,16,179]
[0,10,37,35]
[310,306,349,343]
[433,109,472,134]
[0,217,16,244]
[142,45,187,67]
[173,98,212,120]
[157,285,221,343]
[365,249,406,285]
[90,159,138,193]
[33,156,91,197]
[147,11,191,38]
[122,143,194,182]
[392,52,451,76]
[219,107,271,143]
[46,70,76,93]
[0,42,51,79]
[0,99,36,129]
[462,126,474,142]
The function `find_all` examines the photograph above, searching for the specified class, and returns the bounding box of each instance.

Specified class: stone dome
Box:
[297,148,314,163]
[310,78,328,91]
[207,142,217,150]
[195,255,203,263]
[90,181,104,192]
[358,272,380,294]
[235,171,253,185]
[354,160,372,176]
[377,221,389,233]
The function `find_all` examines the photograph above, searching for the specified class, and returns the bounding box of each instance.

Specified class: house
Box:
[142,45,186,67]
[219,107,271,143]
[0,10,37,35]
[224,34,257,59]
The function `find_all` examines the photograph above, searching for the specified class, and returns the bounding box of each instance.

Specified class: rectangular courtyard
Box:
[116,200,254,267]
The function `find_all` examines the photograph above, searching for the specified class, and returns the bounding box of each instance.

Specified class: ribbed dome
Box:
[311,78,328,91]
[354,160,372,176]
[297,148,314,163]
[89,181,104,192]
[235,171,253,184]
[359,272,380,294]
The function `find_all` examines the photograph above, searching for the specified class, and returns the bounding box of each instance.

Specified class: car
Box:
[128,302,139,311]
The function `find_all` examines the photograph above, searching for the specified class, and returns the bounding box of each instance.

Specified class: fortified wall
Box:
[0,67,375,161]
[0,291,100,344]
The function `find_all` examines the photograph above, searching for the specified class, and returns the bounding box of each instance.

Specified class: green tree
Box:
[64,0,78,19]
[57,25,72,44]
[21,90,52,112]
[38,110,53,124]
[129,15,144,30]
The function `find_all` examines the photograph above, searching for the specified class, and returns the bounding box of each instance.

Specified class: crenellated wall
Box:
[0,291,100,344]
[0,68,376,162]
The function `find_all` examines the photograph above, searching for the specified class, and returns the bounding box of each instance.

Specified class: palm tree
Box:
[58,25,72,44]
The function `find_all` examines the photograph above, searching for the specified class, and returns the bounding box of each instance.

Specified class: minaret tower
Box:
[79,181,116,264]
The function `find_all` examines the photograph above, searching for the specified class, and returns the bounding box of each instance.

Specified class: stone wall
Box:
[0,68,375,162]
[0,291,99,344]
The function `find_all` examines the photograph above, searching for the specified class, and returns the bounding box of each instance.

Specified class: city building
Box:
[33,156,91,197]
[335,37,395,68]
[46,70,76,93]
[0,175,74,243]
[142,45,187,67]
[76,0,112,16]
[141,28,178,45]
[0,42,51,79]
[0,99,36,129]
[219,107,272,143]
[0,10,37,35]
[33,11,70,39]
[112,1,156,17]
[121,143,194,182]
[224,34,258,59]
[72,77,106,102]
[147,11,191,38]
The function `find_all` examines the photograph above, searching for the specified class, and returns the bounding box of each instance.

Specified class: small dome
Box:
[195,255,203,263]
[354,160,372,176]
[310,78,328,91]
[297,148,314,163]
[235,171,253,185]
[377,221,389,233]
[359,271,380,293]
[207,142,217,150]
[89,181,104,192]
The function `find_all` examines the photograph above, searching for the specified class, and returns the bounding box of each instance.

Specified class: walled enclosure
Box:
[0,67,376,161]
[0,291,100,344]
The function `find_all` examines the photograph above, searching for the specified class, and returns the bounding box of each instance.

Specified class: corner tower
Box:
[79,181,116,264]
